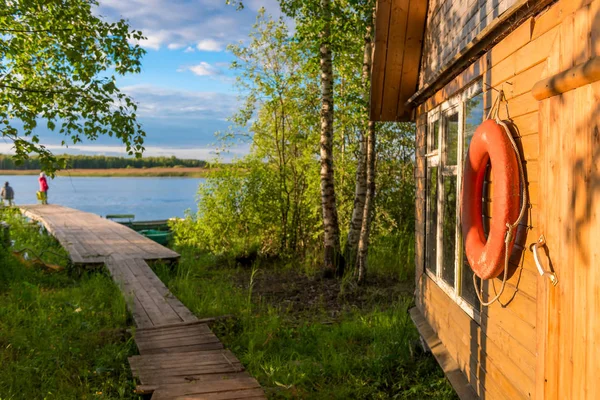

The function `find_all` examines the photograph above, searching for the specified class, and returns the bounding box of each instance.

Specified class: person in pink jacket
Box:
[38,172,49,204]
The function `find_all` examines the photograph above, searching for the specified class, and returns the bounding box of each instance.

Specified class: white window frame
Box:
[424,81,483,322]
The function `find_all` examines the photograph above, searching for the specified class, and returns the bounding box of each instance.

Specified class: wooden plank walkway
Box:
[20,205,265,400]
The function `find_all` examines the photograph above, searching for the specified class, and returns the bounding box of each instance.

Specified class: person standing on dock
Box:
[1,182,14,206]
[38,172,49,205]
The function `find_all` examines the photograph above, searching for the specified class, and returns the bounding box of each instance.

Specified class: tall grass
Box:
[152,250,248,318]
[369,228,416,282]
[155,247,456,400]
[0,209,138,399]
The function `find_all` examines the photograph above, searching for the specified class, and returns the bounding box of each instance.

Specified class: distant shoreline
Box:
[0,167,212,178]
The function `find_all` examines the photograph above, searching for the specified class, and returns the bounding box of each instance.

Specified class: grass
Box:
[0,167,212,178]
[0,207,455,399]
[0,209,138,399]
[152,248,457,400]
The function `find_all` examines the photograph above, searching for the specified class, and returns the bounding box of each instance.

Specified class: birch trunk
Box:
[319,0,343,278]
[344,21,373,268]
[357,120,376,283]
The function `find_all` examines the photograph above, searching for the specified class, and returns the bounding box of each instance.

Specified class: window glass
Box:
[460,91,484,307]
[461,260,481,308]
[429,120,440,152]
[424,82,484,315]
[444,111,459,165]
[425,167,438,273]
[441,174,457,286]
[464,93,484,156]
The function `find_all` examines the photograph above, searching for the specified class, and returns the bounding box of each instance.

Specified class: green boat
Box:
[139,229,172,245]
[105,214,174,245]
[106,214,171,232]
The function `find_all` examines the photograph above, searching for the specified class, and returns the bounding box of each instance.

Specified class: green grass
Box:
[0,209,138,399]
[153,248,457,400]
[0,208,455,399]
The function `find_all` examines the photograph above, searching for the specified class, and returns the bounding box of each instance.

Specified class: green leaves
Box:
[0,0,146,174]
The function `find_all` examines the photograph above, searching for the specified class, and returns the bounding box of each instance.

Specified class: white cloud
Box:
[142,30,172,50]
[97,0,282,51]
[167,43,185,50]
[121,84,237,120]
[183,46,195,53]
[178,62,222,76]
[196,39,223,52]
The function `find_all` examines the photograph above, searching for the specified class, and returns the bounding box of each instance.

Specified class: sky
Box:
[0,0,282,161]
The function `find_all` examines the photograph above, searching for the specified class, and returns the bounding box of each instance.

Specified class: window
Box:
[424,83,484,317]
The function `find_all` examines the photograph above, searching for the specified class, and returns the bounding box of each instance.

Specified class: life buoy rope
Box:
[463,90,528,306]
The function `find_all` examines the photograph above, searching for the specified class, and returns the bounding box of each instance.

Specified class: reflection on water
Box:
[0,175,203,220]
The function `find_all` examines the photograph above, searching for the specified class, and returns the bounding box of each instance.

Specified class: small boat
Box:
[138,229,172,246]
[130,220,170,231]
[106,214,171,232]
[105,214,173,245]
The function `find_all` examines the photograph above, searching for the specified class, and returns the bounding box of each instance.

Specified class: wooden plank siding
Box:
[414,114,427,282]
[413,0,600,399]
[536,3,600,398]
[419,0,522,85]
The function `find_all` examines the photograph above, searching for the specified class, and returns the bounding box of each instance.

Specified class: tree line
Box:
[0,154,208,170]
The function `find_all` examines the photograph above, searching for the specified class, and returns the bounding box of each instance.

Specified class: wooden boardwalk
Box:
[20,205,265,400]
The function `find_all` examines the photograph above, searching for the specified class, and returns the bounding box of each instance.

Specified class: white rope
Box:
[473,90,528,307]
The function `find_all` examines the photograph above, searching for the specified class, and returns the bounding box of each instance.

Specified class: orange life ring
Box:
[461,119,520,280]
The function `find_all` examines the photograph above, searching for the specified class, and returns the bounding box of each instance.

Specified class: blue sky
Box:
[1,0,282,161]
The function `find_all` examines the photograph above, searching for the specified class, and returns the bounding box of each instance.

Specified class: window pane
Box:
[464,93,484,156]
[442,174,457,286]
[429,120,439,152]
[461,257,481,308]
[425,167,438,273]
[461,92,484,307]
[444,111,459,165]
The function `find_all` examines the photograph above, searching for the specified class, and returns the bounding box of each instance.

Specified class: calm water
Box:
[0,175,203,220]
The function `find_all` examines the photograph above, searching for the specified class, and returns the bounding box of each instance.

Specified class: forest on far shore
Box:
[0,154,208,170]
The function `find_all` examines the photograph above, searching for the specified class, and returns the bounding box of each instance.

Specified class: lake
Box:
[0,175,204,220]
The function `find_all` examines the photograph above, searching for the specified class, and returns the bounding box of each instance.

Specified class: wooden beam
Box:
[397,0,428,120]
[532,56,600,100]
[380,0,410,120]
[370,0,393,121]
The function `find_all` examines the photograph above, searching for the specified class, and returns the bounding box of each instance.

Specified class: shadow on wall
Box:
[566,8,600,266]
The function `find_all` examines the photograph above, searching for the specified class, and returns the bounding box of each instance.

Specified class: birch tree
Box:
[356,120,375,282]
[317,0,344,277]
[344,7,374,270]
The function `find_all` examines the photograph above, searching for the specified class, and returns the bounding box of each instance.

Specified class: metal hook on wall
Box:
[529,234,558,286]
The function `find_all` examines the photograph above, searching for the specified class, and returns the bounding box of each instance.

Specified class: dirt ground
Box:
[233,268,414,320]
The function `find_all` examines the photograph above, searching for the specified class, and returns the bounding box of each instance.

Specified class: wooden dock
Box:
[20,205,265,400]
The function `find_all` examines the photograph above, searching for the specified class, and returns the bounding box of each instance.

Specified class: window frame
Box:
[424,81,483,322]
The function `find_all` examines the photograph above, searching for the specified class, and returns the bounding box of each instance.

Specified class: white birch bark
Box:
[345,20,373,267]
[319,0,343,277]
[357,120,376,283]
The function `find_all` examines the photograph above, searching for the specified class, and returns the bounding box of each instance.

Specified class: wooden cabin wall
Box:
[419,0,521,85]
[414,0,599,398]
[536,1,600,398]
